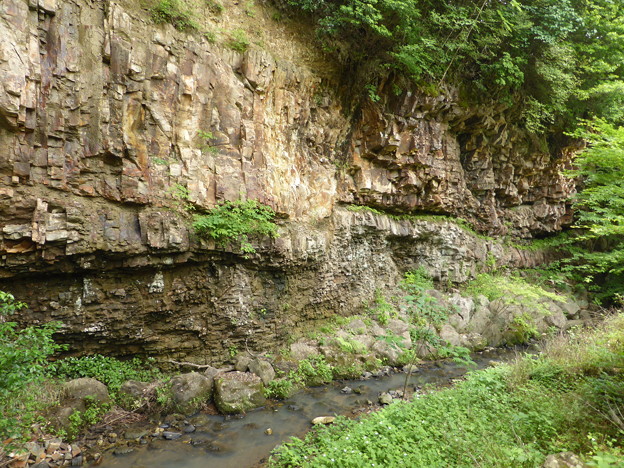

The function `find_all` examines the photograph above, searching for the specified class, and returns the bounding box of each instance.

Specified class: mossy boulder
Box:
[169,372,213,415]
[214,371,266,414]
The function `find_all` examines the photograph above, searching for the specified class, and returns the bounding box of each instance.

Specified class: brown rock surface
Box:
[0,0,575,363]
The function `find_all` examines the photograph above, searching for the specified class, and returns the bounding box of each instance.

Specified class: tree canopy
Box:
[286,0,624,132]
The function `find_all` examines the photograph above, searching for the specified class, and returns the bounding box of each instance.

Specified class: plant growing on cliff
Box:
[150,0,199,31]
[193,199,279,254]
[227,29,250,52]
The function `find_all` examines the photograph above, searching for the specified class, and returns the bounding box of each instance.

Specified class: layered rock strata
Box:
[0,0,574,363]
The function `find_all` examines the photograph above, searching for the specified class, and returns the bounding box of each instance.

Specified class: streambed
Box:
[95,348,524,468]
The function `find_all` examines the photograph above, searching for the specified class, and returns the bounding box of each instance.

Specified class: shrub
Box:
[150,0,199,31]
[227,29,250,52]
[0,291,64,441]
[193,199,279,254]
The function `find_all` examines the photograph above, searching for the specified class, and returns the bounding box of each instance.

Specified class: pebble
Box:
[264,428,273,435]
[340,386,353,394]
[162,431,183,440]
[286,405,301,411]
[183,425,196,433]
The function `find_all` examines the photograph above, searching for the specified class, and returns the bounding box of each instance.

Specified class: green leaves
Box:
[0,292,64,440]
[562,121,624,301]
[193,199,279,255]
[285,0,624,132]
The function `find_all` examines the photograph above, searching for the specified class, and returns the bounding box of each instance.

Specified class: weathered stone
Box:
[214,372,266,414]
[62,378,110,405]
[311,416,336,425]
[118,380,151,411]
[378,392,393,405]
[234,354,252,372]
[248,359,275,385]
[439,324,463,347]
[542,452,586,468]
[168,372,213,415]
[289,342,319,361]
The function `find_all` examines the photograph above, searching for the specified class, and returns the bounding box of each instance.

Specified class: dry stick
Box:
[437,0,490,88]
[167,360,214,369]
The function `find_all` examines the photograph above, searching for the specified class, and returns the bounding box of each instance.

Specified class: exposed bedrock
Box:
[0,0,573,362]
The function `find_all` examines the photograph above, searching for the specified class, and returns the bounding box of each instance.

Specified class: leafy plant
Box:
[562,120,624,302]
[150,0,199,31]
[227,29,250,52]
[0,291,64,441]
[264,379,294,399]
[48,355,161,396]
[193,199,279,254]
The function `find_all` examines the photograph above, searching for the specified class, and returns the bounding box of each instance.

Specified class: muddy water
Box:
[96,348,524,468]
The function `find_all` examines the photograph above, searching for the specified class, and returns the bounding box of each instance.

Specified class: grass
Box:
[464,272,567,316]
[269,313,624,467]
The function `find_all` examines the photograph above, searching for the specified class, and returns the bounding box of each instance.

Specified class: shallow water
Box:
[95,348,524,468]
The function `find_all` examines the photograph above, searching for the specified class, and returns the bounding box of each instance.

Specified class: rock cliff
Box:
[0,0,575,363]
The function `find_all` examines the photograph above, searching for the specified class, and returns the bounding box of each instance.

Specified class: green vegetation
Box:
[193,199,279,254]
[284,0,624,132]
[0,292,64,442]
[150,0,199,31]
[198,130,220,154]
[48,355,162,396]
[562,120,624,303]
[465,272,566,316]
[227,28,251,52]
[269,313,624,467]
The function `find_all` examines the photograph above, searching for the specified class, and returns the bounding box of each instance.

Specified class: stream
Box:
[95,347,526,468]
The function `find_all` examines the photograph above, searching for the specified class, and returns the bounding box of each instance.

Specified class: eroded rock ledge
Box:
[0,0,573,362]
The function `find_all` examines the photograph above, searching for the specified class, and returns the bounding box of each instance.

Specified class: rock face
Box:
[214,371,266,414]
[0,0,575,364]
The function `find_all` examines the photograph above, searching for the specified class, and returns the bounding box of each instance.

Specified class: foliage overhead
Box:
[561,120,624,302]
[285,0,624,131]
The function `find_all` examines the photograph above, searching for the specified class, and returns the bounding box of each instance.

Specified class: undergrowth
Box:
[269,313,624,467]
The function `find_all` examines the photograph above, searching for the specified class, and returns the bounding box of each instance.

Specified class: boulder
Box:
[439,324,463,347]
[345,318,368,334]
[248,358,275,385]
[311,416,335,425]
[542,452,586,468]
[169,372,213,414]
[289,341,318,361]
[62,378,110,405]
[214,372,266,414]
[118,380,152,410]
[235,353,252,372]
[371,340,402,366]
